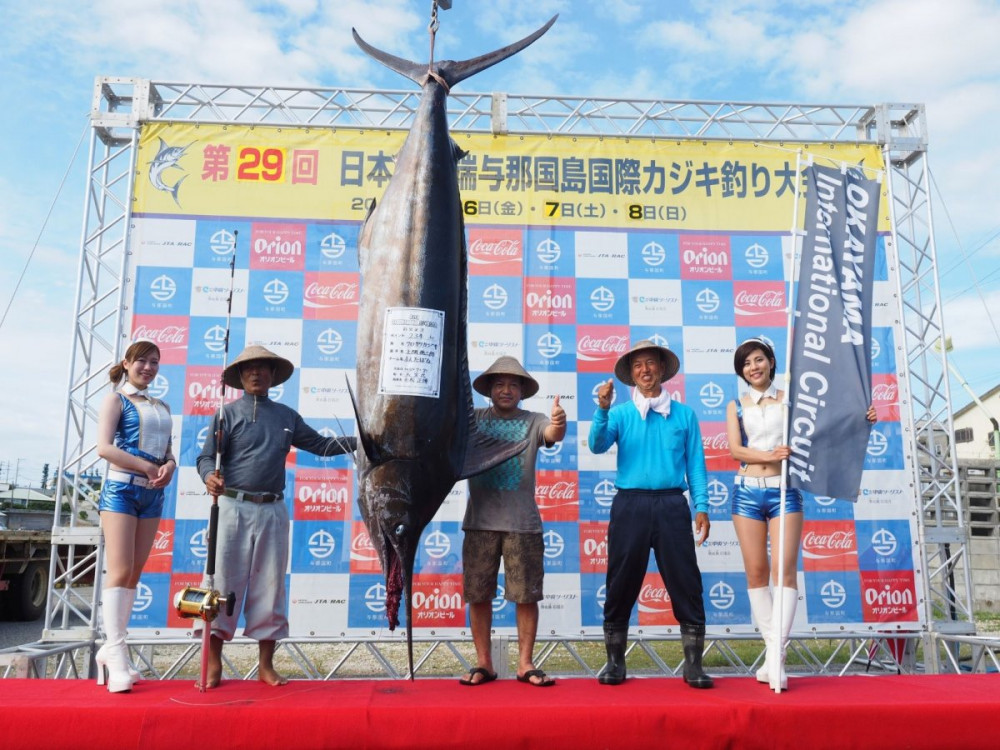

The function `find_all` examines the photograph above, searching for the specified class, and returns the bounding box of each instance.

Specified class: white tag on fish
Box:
[378,307,445,398]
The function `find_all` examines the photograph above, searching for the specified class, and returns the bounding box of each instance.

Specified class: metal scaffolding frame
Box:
[3,77,987,681]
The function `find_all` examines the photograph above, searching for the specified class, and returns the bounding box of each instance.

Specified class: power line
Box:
[929,168,1000,347]
[0,123,88,332]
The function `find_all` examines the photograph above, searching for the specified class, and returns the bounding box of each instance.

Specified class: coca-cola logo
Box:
[701,433,730,451]
[872,383,897,401]
[305,281,358,301]
[734,290,783,308]
[536,481,577,500]
[469,238,520,258]
[151,530,172,550]
[803,530,856,550]
[639,583,671,606]
[578,334,628,355]
[133,324,186,344]
[350,532,378,560]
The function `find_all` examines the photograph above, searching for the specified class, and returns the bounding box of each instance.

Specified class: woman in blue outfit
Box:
[95,340,176,692]
[726,337,875,690]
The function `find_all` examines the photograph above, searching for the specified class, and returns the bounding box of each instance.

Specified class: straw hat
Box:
[472,356,539,399]
[613,339,680,386]
[223,345,295,389]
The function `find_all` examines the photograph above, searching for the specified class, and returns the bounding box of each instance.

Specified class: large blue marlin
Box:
[350,15,557,677]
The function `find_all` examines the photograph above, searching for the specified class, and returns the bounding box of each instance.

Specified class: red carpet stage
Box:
[1,674,997,749]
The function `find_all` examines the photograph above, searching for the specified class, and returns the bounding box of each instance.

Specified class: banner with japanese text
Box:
[126,121,921,638]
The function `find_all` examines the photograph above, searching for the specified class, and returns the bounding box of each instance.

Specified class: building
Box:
[952,385,1000,460]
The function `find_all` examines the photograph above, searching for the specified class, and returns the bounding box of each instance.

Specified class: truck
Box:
[0,509,53,621]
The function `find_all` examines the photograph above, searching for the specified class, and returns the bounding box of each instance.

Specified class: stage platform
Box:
[1,674,997,749]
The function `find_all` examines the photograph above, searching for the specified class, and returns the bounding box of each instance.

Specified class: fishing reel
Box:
[174,586,236,622]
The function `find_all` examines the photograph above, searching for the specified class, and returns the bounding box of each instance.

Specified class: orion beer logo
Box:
[209,228,237,256]
[820,579,848,608]
[535,238,561,264]
[744,242,769,269]
[308,529,337,559]
[252,223,304,268]
[681,235,730,277]
[149,274,177,302]
[708,580,736,611]
[641,241,666,267]
[524,278,575,322]
[320,231,347,259]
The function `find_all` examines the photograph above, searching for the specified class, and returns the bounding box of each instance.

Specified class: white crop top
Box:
[740,402,785,452]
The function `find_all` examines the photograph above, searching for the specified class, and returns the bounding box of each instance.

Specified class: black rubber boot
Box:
[598,624,628,685]
[680,623,714,689]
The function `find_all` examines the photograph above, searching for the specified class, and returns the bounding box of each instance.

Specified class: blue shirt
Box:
[588,400,709,513]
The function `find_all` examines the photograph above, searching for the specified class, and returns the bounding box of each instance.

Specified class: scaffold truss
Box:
[2,77,985,682]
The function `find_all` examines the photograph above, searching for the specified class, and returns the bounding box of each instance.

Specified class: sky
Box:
[1,0,998,487]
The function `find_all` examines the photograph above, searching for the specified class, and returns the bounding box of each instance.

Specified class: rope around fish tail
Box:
[425,1,451,93]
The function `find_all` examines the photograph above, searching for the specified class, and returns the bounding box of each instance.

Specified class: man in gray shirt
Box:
[460,356,565,687]
[197,345,355,688]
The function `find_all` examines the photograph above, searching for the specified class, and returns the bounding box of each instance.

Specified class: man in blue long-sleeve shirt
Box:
[197,345,355,688]
[588,339,713,688]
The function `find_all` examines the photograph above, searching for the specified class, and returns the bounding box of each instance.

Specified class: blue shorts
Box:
[731,478,803,522]
[99,479,164,519]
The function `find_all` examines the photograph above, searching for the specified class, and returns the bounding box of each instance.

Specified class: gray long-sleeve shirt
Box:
[197,393,355,493]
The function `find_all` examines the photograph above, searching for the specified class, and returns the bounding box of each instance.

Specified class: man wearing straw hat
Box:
[459,356,566,687]
[588,339,713,689]
[196,345,356,688]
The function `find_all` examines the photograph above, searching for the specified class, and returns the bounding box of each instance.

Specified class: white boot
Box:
[95,587,134,693]
[746,587,772,683]
[769,586,798,692]
[120,588,141,681]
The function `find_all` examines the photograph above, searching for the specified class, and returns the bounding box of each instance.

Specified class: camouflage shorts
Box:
[462,530,544,604]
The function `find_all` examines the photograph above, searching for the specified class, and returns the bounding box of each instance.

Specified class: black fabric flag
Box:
[787,164,881,500]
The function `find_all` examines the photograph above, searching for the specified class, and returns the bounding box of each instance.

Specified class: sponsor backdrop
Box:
[128,122,919,637]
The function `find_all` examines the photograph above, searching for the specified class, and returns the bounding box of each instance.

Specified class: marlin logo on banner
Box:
[787,164,881,500]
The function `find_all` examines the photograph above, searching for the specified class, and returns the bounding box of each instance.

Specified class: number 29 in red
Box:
[237,147,285,182]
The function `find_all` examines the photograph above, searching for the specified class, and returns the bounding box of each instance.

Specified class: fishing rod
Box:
[174,230,238,692]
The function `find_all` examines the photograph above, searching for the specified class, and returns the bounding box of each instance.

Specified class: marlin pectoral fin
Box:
[458,429,530,480]
[345,376,379,464]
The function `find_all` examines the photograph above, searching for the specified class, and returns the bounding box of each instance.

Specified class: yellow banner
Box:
[134,122,888,232]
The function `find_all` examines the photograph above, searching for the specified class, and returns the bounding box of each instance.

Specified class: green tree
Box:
[41,463,50,490]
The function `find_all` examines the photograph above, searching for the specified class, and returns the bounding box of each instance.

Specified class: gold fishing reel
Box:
[174,586,236,622]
